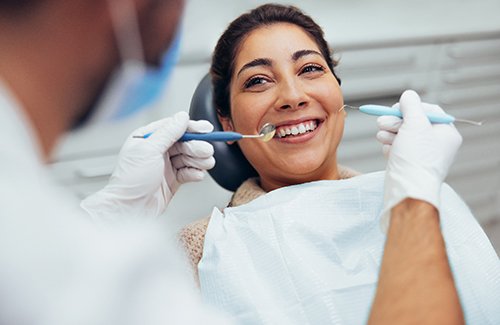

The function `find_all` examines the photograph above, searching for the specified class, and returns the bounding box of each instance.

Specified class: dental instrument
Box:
[133,122,276,142]
[343,105,483,126]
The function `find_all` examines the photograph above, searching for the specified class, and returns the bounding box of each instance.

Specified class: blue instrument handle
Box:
[359,105,455,124]
[139,131,243,141]
[180,131,243,142]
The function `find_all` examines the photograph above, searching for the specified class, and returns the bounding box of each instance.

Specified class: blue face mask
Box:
[85,0,181,125]
[110,32,181,120]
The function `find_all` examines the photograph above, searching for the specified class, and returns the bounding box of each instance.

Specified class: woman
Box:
[180,4,499,324]
[181,2,353,271]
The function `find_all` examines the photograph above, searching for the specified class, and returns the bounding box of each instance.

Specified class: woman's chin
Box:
[271,162,333,183]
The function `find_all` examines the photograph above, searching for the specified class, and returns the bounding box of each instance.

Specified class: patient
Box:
[180,4,499,324]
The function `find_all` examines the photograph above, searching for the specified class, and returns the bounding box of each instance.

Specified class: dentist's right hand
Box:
[377,90,462,231]
[81,111,215,220]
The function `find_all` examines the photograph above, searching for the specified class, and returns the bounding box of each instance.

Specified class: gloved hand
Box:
[81,111,215,220]
[377,90,462,232]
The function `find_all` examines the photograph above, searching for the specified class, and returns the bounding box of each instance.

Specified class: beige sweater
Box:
[179,165,360,281]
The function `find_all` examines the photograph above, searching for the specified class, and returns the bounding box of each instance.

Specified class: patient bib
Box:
[199,172,500,325]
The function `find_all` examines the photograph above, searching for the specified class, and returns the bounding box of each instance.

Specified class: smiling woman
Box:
[180,0,359,272]
[179,4,499,325]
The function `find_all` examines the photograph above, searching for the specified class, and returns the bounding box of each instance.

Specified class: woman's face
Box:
[221,23,344,191]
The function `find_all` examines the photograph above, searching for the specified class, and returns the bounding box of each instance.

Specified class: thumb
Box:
[149,111,189,153]
[398,90,429,127]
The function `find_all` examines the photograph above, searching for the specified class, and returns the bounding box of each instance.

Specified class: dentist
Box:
[0,0,227,324]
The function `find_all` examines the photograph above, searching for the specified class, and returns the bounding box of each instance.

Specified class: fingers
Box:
[187,120,214,133]
[170,141,215,172]
[129,112,215,157]
[398,90,430,126]
[376,130,396,145]
[170,153,215,184]
[171,153,215,170]
[377,115,402,133]
[169,140,214,158]
[148,111,190,152]
[177,168,206,183]
[377,131,396,159]
[169,139,215,184]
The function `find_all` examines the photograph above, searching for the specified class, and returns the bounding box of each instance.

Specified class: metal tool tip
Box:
[341,105,359,111]
[454,118,485,126]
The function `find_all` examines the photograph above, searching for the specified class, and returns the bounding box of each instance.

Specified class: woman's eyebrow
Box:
[292,49,322,61]
[237,58,272,77]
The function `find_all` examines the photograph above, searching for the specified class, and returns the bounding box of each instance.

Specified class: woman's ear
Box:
[218,114,236,144]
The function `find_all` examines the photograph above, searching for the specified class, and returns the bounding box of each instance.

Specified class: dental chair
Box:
[189,73,257,192]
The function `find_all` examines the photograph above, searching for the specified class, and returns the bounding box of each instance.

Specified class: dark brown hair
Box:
[210,3,341,118]
[0,0,43,11]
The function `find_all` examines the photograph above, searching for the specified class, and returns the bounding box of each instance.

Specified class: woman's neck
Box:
[259,164,340,192]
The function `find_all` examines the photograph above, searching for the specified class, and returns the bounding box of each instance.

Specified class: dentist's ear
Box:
[218,114,236,145]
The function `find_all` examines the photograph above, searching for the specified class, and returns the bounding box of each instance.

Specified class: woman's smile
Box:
[272,117,323,143]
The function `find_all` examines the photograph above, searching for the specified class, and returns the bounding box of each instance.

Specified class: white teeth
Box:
[276,120,319,138]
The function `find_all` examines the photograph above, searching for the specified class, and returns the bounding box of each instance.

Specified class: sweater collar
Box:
[229,165,361,207]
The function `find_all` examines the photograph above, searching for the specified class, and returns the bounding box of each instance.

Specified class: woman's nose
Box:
[276,79,308,111]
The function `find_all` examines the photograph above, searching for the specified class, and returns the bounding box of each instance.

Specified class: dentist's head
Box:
[0,0,185,158]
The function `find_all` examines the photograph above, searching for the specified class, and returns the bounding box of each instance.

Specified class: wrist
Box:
[390,198,439,225]
[380,170,443,233]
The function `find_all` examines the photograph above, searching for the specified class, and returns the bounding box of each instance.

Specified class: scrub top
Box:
[0,79,231,325]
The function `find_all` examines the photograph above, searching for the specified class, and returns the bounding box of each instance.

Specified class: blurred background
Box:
[51,0,500,253]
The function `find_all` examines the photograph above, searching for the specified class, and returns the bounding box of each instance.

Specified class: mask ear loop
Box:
[90,0,148,122]
[107,0,145,64]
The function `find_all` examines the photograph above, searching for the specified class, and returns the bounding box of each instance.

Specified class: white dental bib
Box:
[199,172,500,325]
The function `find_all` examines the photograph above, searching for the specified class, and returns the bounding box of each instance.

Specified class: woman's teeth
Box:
[277,120,318,138]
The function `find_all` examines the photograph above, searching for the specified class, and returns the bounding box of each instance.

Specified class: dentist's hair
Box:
[210,3,341,118]
[0,0,42,11]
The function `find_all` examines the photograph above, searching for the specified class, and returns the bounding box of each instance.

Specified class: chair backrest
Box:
[189,73,258,191]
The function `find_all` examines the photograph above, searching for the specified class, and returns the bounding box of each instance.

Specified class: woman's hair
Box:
[211,3,341,118]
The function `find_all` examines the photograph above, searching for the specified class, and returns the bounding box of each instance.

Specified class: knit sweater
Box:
[178,165,360,282]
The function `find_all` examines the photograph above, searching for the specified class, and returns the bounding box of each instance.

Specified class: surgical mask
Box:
[87,0,181,125]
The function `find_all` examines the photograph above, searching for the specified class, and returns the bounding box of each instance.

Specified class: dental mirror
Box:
[242,123,276,142]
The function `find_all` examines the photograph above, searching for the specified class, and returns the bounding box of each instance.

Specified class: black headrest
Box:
[188,73,258,192]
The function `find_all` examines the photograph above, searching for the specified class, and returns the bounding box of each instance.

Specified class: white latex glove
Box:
[81,111,215,220]
[378,90,462,232]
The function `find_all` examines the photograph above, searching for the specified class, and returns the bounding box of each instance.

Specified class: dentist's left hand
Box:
[81,111,215,220]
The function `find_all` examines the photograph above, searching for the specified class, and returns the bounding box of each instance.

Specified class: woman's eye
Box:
[244,76,268,89]
[301,64,325,74]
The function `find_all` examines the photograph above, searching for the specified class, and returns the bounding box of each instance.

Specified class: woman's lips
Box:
[273,118,323,143]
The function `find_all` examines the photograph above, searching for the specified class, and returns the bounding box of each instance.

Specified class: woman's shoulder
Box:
[338,164,361,179]
[179,216,211,273]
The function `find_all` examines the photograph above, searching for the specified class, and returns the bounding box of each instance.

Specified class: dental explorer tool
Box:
[133,123,277,142]
[342,105,484,126]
